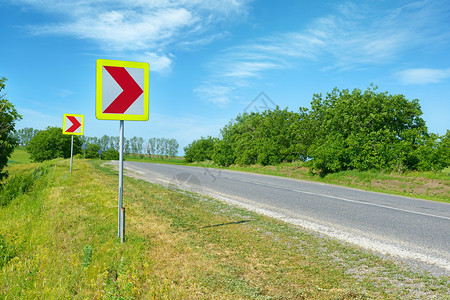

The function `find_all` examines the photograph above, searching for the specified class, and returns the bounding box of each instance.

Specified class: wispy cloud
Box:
[194,84,236,107]
[16,0,250,73]
[396,68,450,85]
[196,0,450,106]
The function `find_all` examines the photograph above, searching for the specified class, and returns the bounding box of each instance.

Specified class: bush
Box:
[102,148,120,160]
[0,165,49,206]
[27,127,81,162]
[212,139,235,166]
[85,144,101,159]
[184,136,216,163]
[306,86,431,174]
[211,108,306,166]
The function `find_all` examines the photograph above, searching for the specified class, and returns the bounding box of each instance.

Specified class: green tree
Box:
[0,77,22,180]
[414,130,450,171]
[15,127,39,147]
[101,148,119,160]
[99,135,110,151]
[27,127,82,162]
[167,138,179,158]
[306,85,429,174]
[147,138,157,157]
[184,136,216,163]
[212,108,306,166]
[212,139,235,166]
[85,143,101,159]
[130,136,138,154]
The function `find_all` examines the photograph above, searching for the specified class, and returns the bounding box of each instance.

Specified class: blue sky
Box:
[1,0,449,154]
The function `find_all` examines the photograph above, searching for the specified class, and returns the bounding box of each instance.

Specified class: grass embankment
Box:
[124,155,186,165]
[1,158,448,298]
[7,147,31,164]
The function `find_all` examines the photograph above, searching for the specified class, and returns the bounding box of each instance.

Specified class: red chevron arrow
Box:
[103,66,143,114]
[66,116,81,132]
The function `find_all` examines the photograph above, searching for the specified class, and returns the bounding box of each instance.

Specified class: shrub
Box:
[184,136,216,163]
[27,127,81,162]
[0,165,49,206]
[102,148,120,160]
[0,235,15,268]
[85,144,101,159]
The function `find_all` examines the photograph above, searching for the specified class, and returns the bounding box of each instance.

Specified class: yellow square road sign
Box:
[96,59,149,121]
[63,114,84,135]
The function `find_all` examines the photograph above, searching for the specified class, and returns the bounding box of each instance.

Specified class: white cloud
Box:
[397,68,450,85]
[35,8,195,52]
[194,83,235,107]
[196,0,450,106]
[135,52,173,73]
[16,0,251,73]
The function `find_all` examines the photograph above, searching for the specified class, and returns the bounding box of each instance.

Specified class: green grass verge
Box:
[7,148,31,164]
[0,159,448,298]
[124,155,186,165]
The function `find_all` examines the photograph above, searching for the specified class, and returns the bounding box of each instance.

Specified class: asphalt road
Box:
[117,161,450,275]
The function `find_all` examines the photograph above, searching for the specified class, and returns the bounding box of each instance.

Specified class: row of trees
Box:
[13,127,39,146]
[185,86,449,174]
[10,124,179,161]
[21,127,179,162]
[80,136,179,159]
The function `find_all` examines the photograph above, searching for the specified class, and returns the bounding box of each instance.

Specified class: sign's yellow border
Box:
[96,59,149,121]
[63,114,84,135]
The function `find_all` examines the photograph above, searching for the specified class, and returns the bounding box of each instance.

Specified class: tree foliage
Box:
[146,137,179,159]
[210,108,306,166]
[79,135,179,160]
[184,85,449,174]
[27,127,82,162]
[102,148,120,160]
[13,127,39,147]
[306,86,431,173]
[0,77,22,180]
[184,136,216,163]
[84,143,102,159]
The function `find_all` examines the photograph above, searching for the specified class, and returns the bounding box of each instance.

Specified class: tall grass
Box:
[0,165,50,206]
[7,147,31,164]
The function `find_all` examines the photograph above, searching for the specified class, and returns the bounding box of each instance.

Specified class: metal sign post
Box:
[118,120,124,239]
[82,143,87,159]
[70,135,74,173]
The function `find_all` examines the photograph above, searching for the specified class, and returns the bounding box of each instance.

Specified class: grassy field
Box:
[0,157,448,298]
[7,147,31,164]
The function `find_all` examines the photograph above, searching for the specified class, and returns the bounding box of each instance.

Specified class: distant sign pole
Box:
[96,59,149,242]
[62,114,84,173]
[82,143,87,159]
[70,136,74,173]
